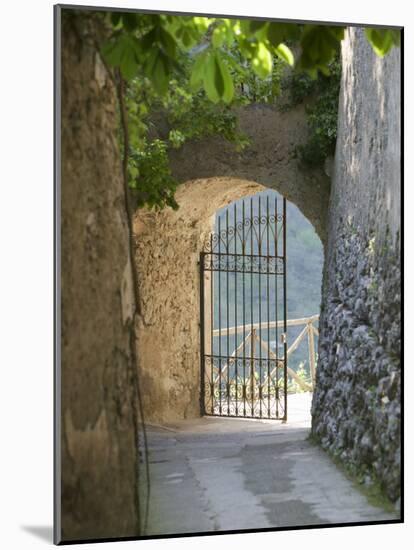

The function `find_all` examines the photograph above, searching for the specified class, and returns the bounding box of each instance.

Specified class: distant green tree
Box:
[100,12,400,209]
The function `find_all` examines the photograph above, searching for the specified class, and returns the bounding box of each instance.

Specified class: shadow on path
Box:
[142,393,397,536]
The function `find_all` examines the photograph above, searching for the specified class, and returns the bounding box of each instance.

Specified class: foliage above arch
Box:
[102,13,399,102]
[98,11,400,210]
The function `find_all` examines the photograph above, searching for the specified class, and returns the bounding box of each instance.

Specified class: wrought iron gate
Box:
[200,194,287,420]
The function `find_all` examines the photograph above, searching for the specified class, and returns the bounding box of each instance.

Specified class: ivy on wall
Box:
[282,59,342,167]
[99,11,399,209]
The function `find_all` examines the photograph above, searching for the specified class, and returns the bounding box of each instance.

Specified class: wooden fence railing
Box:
[212,314,319,392]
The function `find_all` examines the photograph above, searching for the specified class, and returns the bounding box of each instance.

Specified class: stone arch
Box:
[135,104,331,423]
[134,176,323,423]
[165,103,331,244]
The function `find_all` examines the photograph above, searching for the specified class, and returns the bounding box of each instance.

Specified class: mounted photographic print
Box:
[54,3,403,544]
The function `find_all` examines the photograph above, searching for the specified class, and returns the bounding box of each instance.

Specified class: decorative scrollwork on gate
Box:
[202,253,284,275]
[203,355,286,419]
[200,194,288,421]
[203,213,285,255]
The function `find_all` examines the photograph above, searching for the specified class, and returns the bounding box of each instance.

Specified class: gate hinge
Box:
[280,333,287,344]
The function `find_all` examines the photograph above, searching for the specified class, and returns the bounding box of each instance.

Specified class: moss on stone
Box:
[307,433,396,514]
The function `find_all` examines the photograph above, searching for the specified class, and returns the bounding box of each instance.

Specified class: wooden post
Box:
[211,315,319,394]
[307,322,316,388]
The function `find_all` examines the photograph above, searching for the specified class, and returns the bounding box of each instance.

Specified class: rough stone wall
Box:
[134,178,264,423]
[311,29,401,503]
[60,11,140,541]
[164,103,330,243]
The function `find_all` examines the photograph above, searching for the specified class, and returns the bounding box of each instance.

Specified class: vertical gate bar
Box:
[283,197,288,421]
[242,200,246,416]
[266,195,270,418]
[210,233,214,415]
[234,202,238,416]
[258,195,262,418]
[199,252,205,416]
[226,209,230,416]
[202,194,286,420]
[250,329,255,411]
[218,215,222,415]
[250,197,254,415]
[275,196,279,418]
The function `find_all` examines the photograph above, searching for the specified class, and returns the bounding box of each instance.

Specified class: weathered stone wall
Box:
[60,11,140,541]
[134,178,264,423]
[164,103,330,243]
[311,28,401,503]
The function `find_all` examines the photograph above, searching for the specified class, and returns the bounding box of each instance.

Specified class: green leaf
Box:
[122,13,139,32]
[144,48,172,95]
[249,20,268,33]
[390,29,401,46]
[239,20,251,37]
[203,52,220,103]
[236,36,256,59]
[129,165,139,179]
[101,34,142,78]
[158,27,177,58]
[213,54,225,97]
[120,42,139,80]
[190,51,207,91]
[152,54,170,94]
[110,12,122,28]
[365,28,395,57]
[299,25,343,73]
[140,28,157,52]
[329,26,345,42]
[267,23,285,47]
[212,24,226,48]
[275,43,294,66]
[193,16,212,33]
[222,21,235,47]
[215,53,234,103]
[168,129,186,148]
[182,29,193,48]
[101,38,123,67]
[251,42,272,78]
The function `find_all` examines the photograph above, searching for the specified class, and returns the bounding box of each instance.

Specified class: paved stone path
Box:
[141,393,397,536]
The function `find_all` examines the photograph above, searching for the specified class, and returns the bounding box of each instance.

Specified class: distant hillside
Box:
[213,189,323,373]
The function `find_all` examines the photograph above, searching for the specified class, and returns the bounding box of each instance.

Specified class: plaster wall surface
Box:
[134,178,264,423]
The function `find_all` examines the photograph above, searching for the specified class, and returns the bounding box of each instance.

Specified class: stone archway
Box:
[135,102,332,424]
[163,103,331,243]
[133,176,323,423]
[134,178,264,423]
[135,100,330,422]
